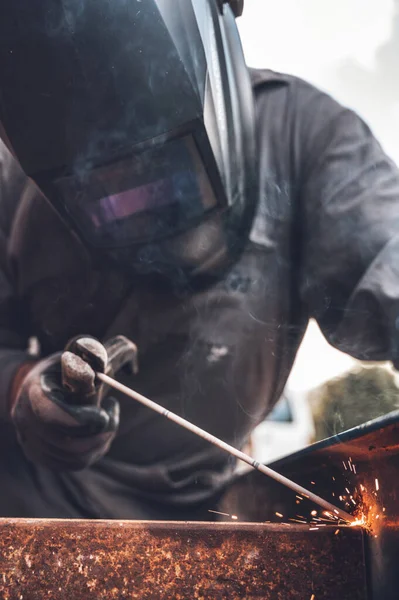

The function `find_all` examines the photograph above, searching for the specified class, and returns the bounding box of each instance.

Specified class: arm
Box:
[295,81,399,366]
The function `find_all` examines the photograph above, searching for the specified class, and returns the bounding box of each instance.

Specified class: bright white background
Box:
[238,0,399,392]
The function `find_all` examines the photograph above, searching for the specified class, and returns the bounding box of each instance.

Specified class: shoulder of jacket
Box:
[249,68,326,98]
[249,68,295,90]
[249,68,346,128]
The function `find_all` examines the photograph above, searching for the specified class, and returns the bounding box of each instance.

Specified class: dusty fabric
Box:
[0,69,398,518]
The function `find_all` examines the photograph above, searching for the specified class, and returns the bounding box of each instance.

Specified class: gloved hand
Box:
[11,335,138,471]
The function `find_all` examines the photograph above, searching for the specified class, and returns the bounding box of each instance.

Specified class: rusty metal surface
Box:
[0,519,365,600]
[220,409,399,600]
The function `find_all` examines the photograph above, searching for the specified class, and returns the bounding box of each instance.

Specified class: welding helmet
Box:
[0,0,257,286]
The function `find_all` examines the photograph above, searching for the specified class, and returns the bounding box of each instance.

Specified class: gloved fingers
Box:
[64,334,138,376]
[23,349,99,410]
[13,396,117,470]
[51,396,120,436]
[61,335,138,408]
[101,395,120,431]
[60,351,97,398]
[104,335,139,375]
[28,375,119,434]
[61,334,138,406]
[64,335,108,373]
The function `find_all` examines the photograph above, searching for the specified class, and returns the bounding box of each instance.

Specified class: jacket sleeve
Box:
[296,80,399,366]
[0,140,32,419]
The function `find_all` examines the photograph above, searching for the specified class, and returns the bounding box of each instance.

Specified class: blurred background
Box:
[237,0,399,463]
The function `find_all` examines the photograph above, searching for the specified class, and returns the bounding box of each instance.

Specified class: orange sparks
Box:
[350,514,367,528]
[296,495,303,500]
[334,529,340,535]
[311,510,317,516]
[353,464,357,474]
[343,461,347,470]
[310,595,315,600]
[275,512,283,518]
[310,481,316,485]
[375,479,379,492]
[383,508,386,512]
[231,515,238,520]
[309,527,319,531]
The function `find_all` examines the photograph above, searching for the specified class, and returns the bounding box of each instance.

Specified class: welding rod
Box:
[97,372,355,524]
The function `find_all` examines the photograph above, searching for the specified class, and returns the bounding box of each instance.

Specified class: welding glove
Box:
[11,335,138,471]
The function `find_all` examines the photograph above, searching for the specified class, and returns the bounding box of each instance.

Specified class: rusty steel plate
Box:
[0,519,365,600]
[221,409,399,600]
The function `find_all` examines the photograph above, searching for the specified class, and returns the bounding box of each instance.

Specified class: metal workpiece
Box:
[0,411,396,599]
[0,519,365,600]
[221,409,399,600]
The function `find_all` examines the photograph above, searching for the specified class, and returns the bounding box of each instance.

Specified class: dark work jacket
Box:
[0,69,398,519]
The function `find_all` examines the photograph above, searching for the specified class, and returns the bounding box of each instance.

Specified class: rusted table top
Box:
[0,519,365,600]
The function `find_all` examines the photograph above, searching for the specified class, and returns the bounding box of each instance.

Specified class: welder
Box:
[0,0,398,520]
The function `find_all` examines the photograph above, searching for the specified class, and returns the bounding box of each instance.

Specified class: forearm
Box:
[327,234,399,366]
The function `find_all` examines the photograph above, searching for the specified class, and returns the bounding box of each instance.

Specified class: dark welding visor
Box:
[56,133,225,247]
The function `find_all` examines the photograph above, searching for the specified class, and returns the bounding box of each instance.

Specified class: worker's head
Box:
[0,0,258,288]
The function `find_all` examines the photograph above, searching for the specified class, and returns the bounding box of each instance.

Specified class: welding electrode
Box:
[96,372,355,524]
